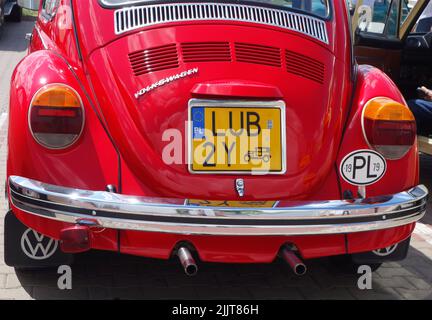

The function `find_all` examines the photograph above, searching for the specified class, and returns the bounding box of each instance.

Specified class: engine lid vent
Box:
[114,3,329,45]
[181,42,231,62]
[285,50,324,84]
[235,42,281,67]
[129,44,179,76]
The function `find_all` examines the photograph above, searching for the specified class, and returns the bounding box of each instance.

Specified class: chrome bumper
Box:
[8,176,428,236]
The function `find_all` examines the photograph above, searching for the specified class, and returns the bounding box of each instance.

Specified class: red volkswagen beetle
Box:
[4,0,428,275]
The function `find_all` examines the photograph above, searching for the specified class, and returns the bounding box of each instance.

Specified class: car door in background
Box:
[352,0,428,85]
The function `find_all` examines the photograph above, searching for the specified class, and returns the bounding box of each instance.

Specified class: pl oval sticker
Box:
[340,150,386,186]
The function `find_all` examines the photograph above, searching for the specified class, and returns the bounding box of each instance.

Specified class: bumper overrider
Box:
[8,176,428,236]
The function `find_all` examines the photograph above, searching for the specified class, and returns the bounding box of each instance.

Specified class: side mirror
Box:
[17,0,40,11]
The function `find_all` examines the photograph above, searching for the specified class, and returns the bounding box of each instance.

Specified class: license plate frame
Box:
[187,99,286,175]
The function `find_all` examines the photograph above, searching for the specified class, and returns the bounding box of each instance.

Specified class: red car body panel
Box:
[6,0,424,264]
[337,65,420,197]
[87,27,347,200]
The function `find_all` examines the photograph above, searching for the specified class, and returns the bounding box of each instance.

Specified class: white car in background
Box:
[0,0,22,36]
[414,1,432,32]
[5,0,21,21]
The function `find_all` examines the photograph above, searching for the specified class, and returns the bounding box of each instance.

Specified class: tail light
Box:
[362,97,416,160]
[29,84,84,149]
[59,226,91,254]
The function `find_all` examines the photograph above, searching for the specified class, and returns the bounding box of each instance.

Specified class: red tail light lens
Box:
[59,226,91,254]
[362,98,416,159]
[29,84,84,149]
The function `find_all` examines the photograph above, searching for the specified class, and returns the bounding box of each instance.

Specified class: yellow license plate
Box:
[189,101,285,174]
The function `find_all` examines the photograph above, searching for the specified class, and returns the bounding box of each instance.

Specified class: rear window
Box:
[100,0,331,19]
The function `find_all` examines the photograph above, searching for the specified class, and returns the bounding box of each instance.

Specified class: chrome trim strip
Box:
[113,3,329,44]
[35,25,48,50]
[9,176,428,236]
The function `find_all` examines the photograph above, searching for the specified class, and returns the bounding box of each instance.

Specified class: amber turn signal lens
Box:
[362,97,416,160]
[32,86,82,109]
[29,84,84,149]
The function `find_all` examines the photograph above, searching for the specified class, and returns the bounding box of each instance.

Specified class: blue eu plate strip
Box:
[191,107,205,140]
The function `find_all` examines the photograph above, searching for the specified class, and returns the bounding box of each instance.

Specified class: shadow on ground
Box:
[13,244,432,300]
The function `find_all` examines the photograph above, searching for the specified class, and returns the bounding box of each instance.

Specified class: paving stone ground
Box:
[0,20,431,300]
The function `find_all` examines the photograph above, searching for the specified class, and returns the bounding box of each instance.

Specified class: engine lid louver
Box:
[235,43,281,67]
[128,44,179,76]
[128,43,325,85]
[181,42,231,62]
[285,50,325,84]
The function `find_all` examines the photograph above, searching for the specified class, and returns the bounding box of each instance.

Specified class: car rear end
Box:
[5,0,427,272]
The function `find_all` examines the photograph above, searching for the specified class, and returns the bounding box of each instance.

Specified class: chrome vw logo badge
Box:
[20,229,58,260]
[372,244,398,257]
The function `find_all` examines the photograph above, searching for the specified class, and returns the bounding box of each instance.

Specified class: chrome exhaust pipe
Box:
[281,247,307,276]
[177,247,198,276]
